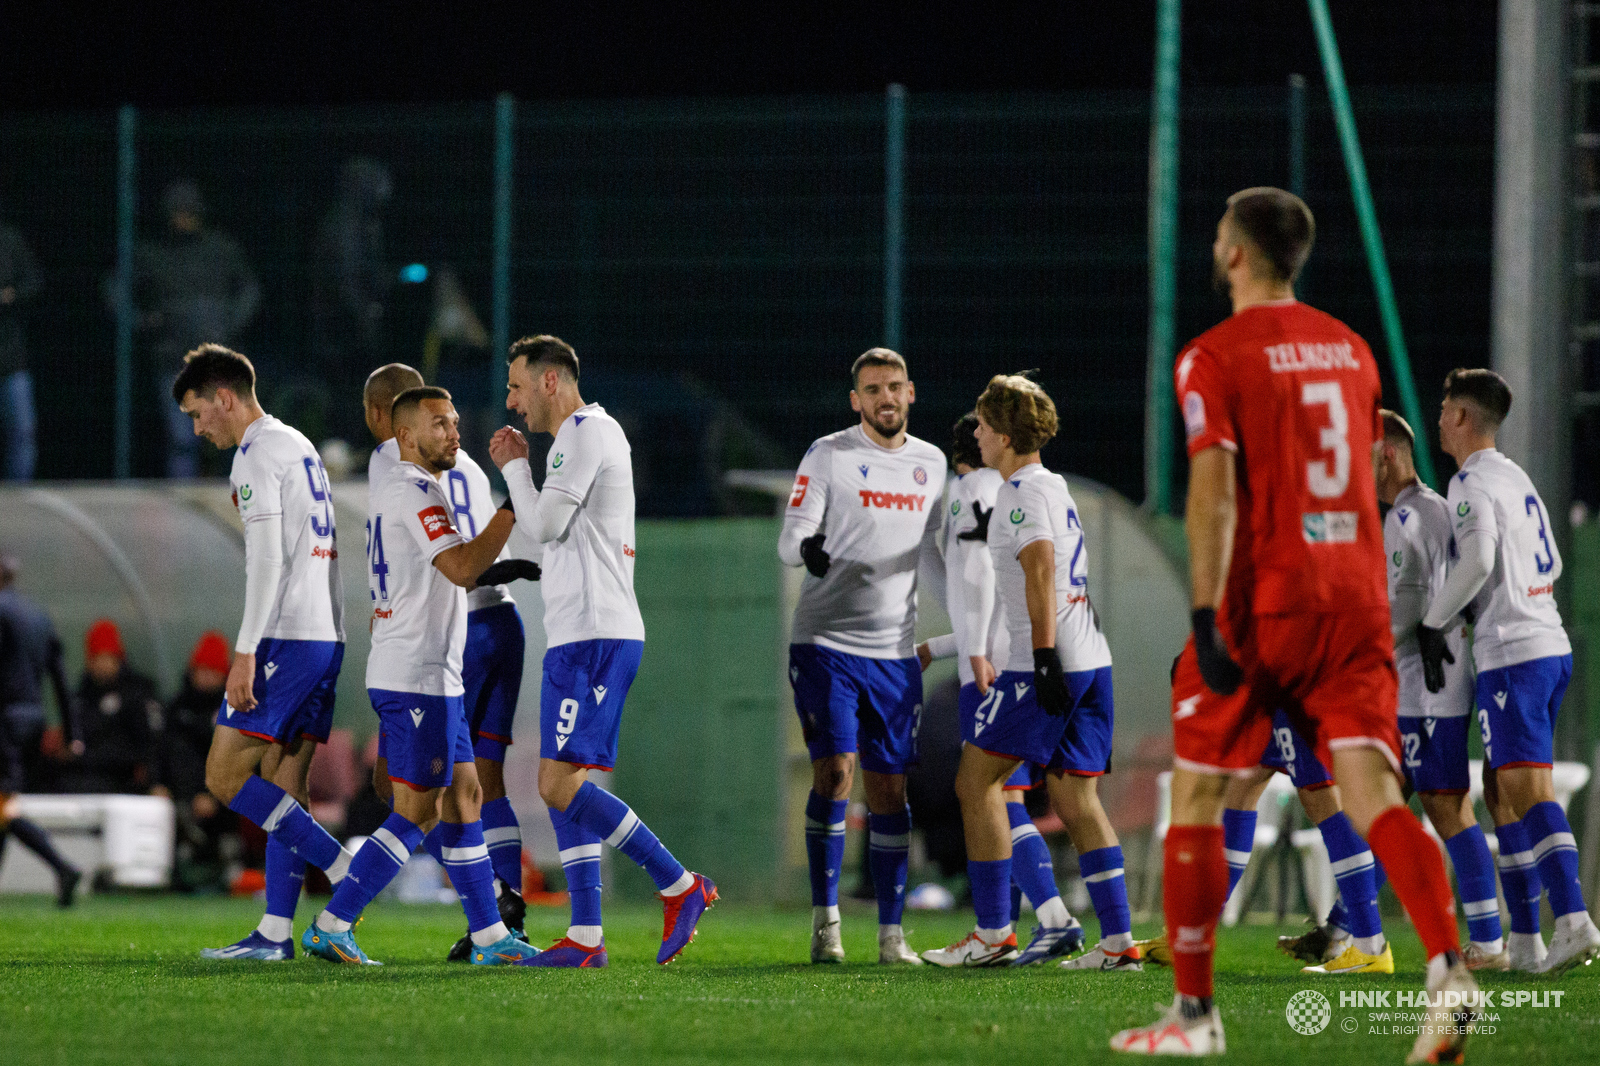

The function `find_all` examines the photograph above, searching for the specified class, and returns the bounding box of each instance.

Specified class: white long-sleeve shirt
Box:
[941,468,1008,684]
[1423,448,1570,672]
[779,425,945,659]
[1385,480,1471,717]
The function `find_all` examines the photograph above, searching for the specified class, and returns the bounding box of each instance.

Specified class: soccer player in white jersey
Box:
[302,386,537,965]
[917,412,1085,965]
[491,334,715,968]
[172,345,357,961]
[363,364,539,958]
[1418,368,1600,974]
[923,374,1136,970]
[1375,408,1507,970]
[781,348,945,965]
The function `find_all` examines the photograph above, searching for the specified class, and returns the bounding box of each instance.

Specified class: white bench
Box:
[0,794,175,894]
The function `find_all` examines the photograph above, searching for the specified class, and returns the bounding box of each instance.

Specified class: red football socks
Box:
[1164,825,1228,998]
[1367,805,1460,959]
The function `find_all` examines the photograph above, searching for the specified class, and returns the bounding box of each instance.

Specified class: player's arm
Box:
[951,530,998,692]
[490,427,584,545]
[1387,519,1430,650]
[778,443,831,575]
[1018,538,1070,715]
[1185,444,1243,694]
[917,477,947,607]
[1422,487,1496,631]
[229,461,286,713]
[432,509,516,588]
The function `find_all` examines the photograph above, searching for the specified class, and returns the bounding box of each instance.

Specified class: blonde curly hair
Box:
[975,373,1058,455]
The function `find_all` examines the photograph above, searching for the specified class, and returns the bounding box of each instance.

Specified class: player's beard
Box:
[418,440,458,472]
[863,405,906,438]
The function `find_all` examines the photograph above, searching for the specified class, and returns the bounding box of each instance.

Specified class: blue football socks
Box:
[264,838,306,922]
[1079,845,1132,946]
[1495,819,1544,935]
[1007,802,1063,918]
[868,808,911,926]
[481,796,524,889]
[437,820,503,940]
[805,792,847,909]
[1221,807,1258,897]
[1522,801,1586,918]
[551,804,604,931]
[227,775,342,873]
[1318,811,1383,949]
[1444,824,1504,948]
[565,780,686,892]
[325,811,424,925]
[969,857,1012,935]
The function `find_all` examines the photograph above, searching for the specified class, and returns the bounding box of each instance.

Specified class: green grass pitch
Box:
[2,896,1595,1064]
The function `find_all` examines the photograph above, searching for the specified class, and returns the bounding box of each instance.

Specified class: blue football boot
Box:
[302,921,382,965]
[469,933,542,965]
[518,936,608,968]
[200,930,294,961]
[658,873,718,964]
[1011,917,1087,966]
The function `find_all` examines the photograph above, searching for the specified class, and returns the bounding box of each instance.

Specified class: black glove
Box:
[799,533,831,578]
[1191,607,1243,695]
[1415,622,1455,694]
[1033,647,1072,717]
[956,501,993,542]
[475,559,541,587]
[498,495,515,515]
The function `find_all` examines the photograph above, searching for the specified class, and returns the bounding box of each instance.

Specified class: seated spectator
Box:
[155,631,236,889]
[57,620,161,795]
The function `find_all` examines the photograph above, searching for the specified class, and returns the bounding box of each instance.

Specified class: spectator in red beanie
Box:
[58,619,161,795]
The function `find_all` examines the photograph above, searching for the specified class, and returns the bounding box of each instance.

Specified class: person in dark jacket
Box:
[57,619,162,795]
[0,211,43,480]
[157,630,236,889]
[112,181,261,477]
[0,555,81,905]
[312,157,393,444]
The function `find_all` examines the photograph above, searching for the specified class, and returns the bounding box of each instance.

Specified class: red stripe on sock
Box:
[1164,825,1227,999]
[1367,805,1459,958]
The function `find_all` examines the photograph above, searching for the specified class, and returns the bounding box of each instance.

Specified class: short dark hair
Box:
[391,385,453,428]
[508,334,579,381]
[172,344,256,404]
[1226,187,1315,284]
[1443,367,1512,430]
[950,412,983,469]
[851,347,908,387]
[364,363,425,415]
[1379,409,1415,452]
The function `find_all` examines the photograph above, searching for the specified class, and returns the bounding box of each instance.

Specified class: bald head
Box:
[364,363,425,443]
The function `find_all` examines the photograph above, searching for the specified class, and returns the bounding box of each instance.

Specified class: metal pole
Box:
[113,105,137,480]
[1288,74,1308,299]
[1144,0,1181,514]
[1306,0,1436,487]
[491,93,515,397]
[884,84,906,352]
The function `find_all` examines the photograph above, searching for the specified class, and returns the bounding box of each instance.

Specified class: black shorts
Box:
[0,710,24,794]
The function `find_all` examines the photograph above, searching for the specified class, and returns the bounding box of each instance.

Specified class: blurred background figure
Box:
[312,157,393,445]
[0,554,80,904]
[57,619,161,795]
[0,554,73,793]
[155,630,236,891]
[113,179,260,477]
[0,204,43,481]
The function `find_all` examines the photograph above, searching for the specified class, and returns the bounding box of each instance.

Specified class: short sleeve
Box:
[1175,344,1236,457]
[1008,478,1056,555]
[233,446,284,523]
[1448,473,1497,542]
[543,418,605,504]
[403,482,466,561]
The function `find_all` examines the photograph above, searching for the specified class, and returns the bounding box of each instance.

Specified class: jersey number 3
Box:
[1301,381,1350,499]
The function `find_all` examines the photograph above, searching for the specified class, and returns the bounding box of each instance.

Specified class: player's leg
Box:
[1221,766,1273,898]
[1483,764,1544,969]
[1297,781,1392,974]
[468,603,527,894]
[541,640,713,965]
[921,745,1024,967]
[1421,789,1505,966]
[1005,765,1085,965]
[213,737,318,958]
[790,644,860,962]
[204,725,352,884]
[0,715,80,907]
[860,654,923,963]
[1489,655,1599,974]
[1047,667,1137,971]
[438,734,535,965]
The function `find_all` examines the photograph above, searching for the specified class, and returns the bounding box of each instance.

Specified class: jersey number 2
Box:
[1301,382,1350,499]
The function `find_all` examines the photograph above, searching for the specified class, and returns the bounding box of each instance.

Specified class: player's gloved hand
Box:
[498,495,515,516]
[1033,647,1072,717]
[1415,622,1454,693]
[1191,607,1243,696]
[475,559,541,587]
[956,502,993,542]
[799,533,831,578]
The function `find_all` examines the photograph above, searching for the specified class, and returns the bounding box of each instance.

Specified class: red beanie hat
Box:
[85,618,125,659]
[190,630,231,675]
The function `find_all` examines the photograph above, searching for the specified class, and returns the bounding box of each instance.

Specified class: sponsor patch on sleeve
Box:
[789,474,810,507]
[1182,392,1206,441]
[418,505,457,541]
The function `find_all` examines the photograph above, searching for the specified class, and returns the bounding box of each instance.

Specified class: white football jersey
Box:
[538,404,646,648]
[1385,481,1471,718]
[1447,449,1570,671]
[783,425,945,659]
[230,415,345,644]
[989,463,1111,674]
[942,468,1009,685]
[365,461,468,696]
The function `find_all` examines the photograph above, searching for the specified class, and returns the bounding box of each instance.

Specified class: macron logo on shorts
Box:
[410,707,425,728]
[418,506,456,541]
[264,662,278,679]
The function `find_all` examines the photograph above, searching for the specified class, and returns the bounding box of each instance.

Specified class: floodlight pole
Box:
[113,105,137,481]
[491,93,515,399]
[1144,0,1182,514]
[884,84,906,352]
[1306,0,1436,488]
